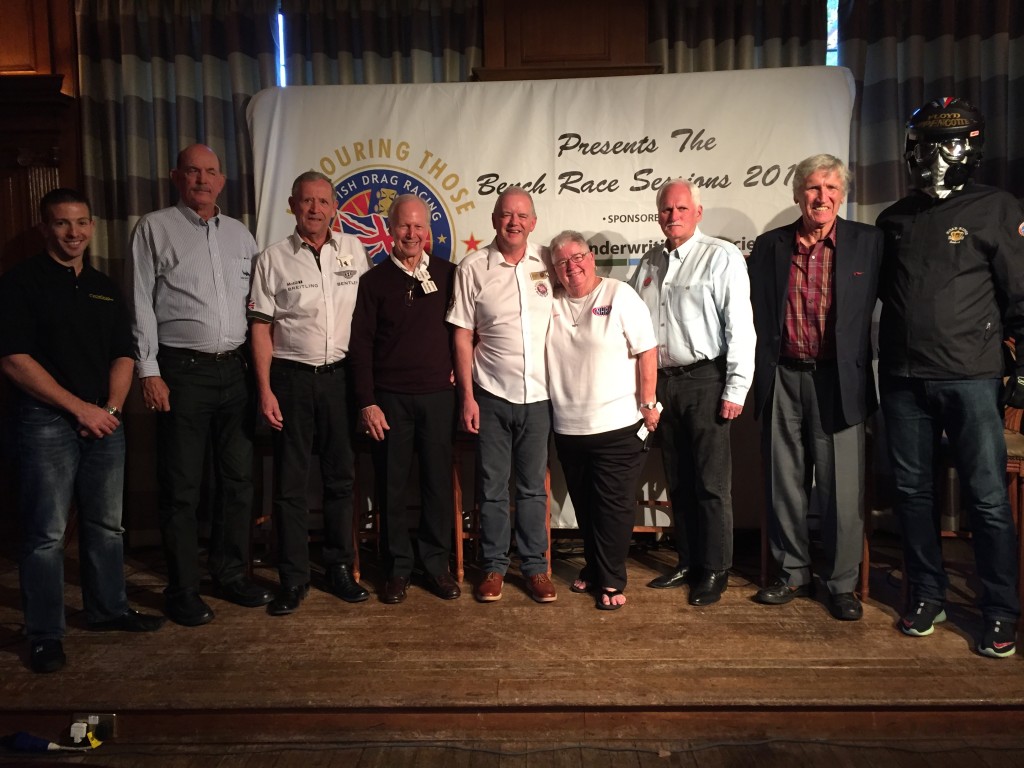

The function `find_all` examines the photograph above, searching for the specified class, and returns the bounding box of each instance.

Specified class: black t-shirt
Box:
[0,253,133,404]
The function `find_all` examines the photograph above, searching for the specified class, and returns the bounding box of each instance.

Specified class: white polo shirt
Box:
[446,240,551,404]
[247,229,370,365]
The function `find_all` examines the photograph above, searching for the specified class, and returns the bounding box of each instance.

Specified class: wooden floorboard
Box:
[2,532,1024,756]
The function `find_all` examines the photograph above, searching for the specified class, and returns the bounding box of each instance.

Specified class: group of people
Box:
[2,97,1021,675]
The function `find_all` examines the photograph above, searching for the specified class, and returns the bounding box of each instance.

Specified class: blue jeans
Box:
[17,401,128,641]
[475,389,551,576]
[880,375,1020,621]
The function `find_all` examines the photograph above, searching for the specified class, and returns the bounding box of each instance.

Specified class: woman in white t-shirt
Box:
[546,230,660,610]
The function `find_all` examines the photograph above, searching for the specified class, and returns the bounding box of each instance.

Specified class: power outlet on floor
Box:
[70,712,117,743]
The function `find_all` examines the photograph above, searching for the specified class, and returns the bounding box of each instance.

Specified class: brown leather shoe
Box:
[426,571,461,600]
[381,575,410,604]
[475,572,503,602]
[527,573,557,603]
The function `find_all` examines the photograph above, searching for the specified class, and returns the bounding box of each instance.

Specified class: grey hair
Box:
[492,186,537,217]
[290,170,333,198]
[388,193,430,227]
[548,229,590,257]
[655,179,702,210]
[791,154,849,199]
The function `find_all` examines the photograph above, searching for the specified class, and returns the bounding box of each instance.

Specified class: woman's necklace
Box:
[566,282,600,327]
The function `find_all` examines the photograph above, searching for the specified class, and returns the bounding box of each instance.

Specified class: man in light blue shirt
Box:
[628,179,755,607]
[129,144,270,626]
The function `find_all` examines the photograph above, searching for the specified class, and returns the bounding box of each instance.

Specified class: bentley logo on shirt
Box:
[946,226,968,245]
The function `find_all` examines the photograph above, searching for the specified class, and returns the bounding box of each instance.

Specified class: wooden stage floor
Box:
[1,531,1023,754]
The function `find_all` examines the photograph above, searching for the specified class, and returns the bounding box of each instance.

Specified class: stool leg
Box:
[453,448,465,584]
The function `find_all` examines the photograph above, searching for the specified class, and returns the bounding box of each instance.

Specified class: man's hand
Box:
[259,390,284,431]
[75,403,120,439]
[142,376,171,412]
[459,396,480,434]
[719,399,743,420]
[361,405,390,441]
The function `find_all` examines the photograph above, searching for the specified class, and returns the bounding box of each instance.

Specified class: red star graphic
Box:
[461,232,482,254]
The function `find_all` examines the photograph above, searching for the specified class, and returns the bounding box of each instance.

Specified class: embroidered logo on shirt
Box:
[593,305,612,316]
[247,299,255,310]
[335,269,358,280]
[946,226,968,244]
[88,293,114,302]
[536,283,549,297]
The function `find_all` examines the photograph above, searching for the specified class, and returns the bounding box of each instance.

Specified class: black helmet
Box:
[905,97,984,188]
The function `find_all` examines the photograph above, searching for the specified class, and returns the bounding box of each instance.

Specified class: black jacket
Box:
[875,185,1024,380]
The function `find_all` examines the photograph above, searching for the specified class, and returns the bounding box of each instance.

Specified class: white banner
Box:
[248,66,854,527]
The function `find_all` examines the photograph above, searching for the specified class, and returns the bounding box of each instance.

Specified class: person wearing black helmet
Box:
[876,97,1024,658]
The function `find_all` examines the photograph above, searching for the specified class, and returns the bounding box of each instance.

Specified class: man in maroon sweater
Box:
[349,194,459,604]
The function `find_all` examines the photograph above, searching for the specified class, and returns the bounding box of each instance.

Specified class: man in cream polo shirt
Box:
[248,171,371,615]
[447,187,557,604]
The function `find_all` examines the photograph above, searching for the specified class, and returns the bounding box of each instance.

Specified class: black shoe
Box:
[647,566,692,589]
[426,571,461,600]
[165,589,214,627]
[88,608,166,632]
[327,564,370,603]
[754,578,815,606]
[382,575,410,604]
[213,579,273,608]
[828,592,863,621]
[30,639,66,674]
[267,584,309,616]
[689,569,729,606]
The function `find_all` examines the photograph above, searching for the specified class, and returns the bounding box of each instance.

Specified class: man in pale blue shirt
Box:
[628,179,755,607]
[129,144,271,626]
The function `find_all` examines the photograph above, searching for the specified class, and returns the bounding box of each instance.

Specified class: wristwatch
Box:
[640,401,660,410]
[105,405,122,419]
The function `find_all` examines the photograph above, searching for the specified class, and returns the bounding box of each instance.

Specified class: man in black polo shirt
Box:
[0,189,164,674]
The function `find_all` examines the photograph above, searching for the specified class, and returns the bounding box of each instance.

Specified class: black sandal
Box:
[596,588,625,611]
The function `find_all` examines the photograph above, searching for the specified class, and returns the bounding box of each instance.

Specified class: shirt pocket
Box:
[666,280,713,323]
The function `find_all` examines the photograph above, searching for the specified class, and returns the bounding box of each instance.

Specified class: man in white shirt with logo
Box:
[248,171,371,615]
[629,179,755,606]
[447,187,557,604]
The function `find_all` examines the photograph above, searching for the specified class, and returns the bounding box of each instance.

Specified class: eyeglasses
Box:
[910,138,972,164]
[552,252,590,270]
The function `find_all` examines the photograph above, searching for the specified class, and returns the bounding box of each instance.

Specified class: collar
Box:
[663,225,703,261]
[176,201,221,227]
[390,251,430,276]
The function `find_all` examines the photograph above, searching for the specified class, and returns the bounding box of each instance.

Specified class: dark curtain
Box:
[281,0,482,85]
[649,0,826,72]
[76,0,280,270]
[839,0,1024,222]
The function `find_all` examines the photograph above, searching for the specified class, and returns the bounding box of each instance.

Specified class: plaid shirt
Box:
[782,220,837,360]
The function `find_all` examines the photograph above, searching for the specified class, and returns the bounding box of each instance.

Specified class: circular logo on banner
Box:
[333,168,455,264]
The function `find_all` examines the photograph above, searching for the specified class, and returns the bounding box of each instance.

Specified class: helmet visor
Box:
[911,137,971,164]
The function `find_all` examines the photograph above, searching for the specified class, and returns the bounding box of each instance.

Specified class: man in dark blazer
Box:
[748,154,882,621]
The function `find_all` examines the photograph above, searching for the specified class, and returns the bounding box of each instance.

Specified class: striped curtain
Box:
[280,0,482,85]
[76,0,279,273]
[648,0,826,72]
[838,0,1024,224]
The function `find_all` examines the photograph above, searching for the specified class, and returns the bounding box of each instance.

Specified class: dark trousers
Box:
[657,360,734,572]
[374,389,455,579]
[271,361,356,589]
[555,422,647,591]
[881,374,1019,620]
[157,349,253,595]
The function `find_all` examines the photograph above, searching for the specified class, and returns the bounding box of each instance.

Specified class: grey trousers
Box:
[763,364,865,594]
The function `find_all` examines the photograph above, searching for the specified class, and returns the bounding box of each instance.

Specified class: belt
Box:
[778,357,836,372]
[273,358,345,374]
[159,345,241,361]
[660,357,723,376]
